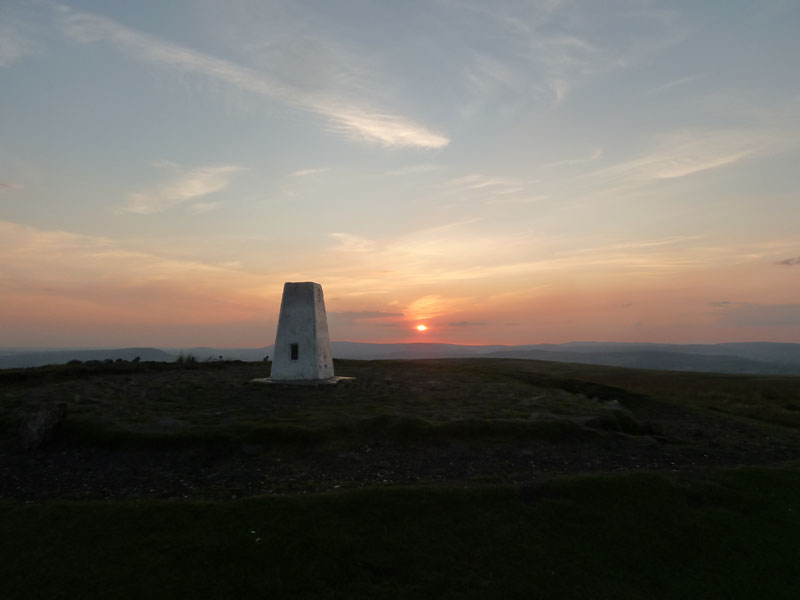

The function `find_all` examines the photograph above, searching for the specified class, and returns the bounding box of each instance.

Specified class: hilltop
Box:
[2,357,799,499]
[1,358,799,599]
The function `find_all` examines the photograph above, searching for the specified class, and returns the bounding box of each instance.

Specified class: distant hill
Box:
[329,341,800,374]
[484,348,800,375]
[166,347,272,362]
[546,341,800,365]
[175,342,508,362]
[2,341,799,374]
[329,342,508,359]
[322,341,800,373]
[0,347,174,369]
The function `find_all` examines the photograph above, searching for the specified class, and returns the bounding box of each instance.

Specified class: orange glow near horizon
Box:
[3,221,800,347]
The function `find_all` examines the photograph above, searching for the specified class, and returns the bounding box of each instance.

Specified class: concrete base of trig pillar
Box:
[267,281,336,382]
[250,375,356,386]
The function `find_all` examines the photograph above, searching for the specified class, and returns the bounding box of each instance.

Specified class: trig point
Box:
[269,281,335,382]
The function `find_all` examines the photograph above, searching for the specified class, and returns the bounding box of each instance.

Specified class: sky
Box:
[1,0,799,348]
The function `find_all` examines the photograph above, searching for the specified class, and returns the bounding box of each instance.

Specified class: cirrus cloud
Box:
[122,163,246,215]
[59,6,449,149]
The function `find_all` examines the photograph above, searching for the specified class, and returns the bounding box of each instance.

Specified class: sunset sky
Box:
[1,0,799,348]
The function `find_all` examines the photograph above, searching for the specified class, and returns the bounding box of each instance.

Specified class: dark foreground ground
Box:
[1,358,799,598]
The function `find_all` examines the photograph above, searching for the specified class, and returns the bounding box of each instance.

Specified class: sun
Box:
[416,324,428,332]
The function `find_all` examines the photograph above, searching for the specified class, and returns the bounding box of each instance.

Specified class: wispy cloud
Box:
[586,129,783,183]
[384,164,444,176]
[445,1,687,109]
[439,173,540,205]
[329,310,404,325]
[329,233,377,253]
[318,226,768,304]
[187,201,220,215]
[540,148,603,169]
[0,182,24,192]
[443,174,525,192]
[289,168,329,177]
[0,220,268,323]
[59,6,448,149]
[448,321,487,327]
[460,52,530,115]
[336,310,404,319]
[777,256,800,266]
[406,294,456,321]
[0,11,39,67]
[122,164,245,215]
[641,73,706,97]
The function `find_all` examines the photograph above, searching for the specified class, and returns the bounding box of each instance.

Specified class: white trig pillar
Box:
[270,282,334,381]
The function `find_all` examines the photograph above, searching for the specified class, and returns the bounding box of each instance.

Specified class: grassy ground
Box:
[497,358,800,428]
[0,359,649,441]
[1,358,799,597]
[1,465,799,599]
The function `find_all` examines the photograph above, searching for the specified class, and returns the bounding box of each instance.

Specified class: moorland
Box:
[1,357,799,598]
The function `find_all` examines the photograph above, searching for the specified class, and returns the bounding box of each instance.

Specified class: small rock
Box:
[19,403,68,450]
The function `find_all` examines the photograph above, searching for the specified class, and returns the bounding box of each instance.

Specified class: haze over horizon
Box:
[2,1,799,348]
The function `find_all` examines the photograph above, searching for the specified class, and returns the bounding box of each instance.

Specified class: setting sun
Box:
[416,325,428,332]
